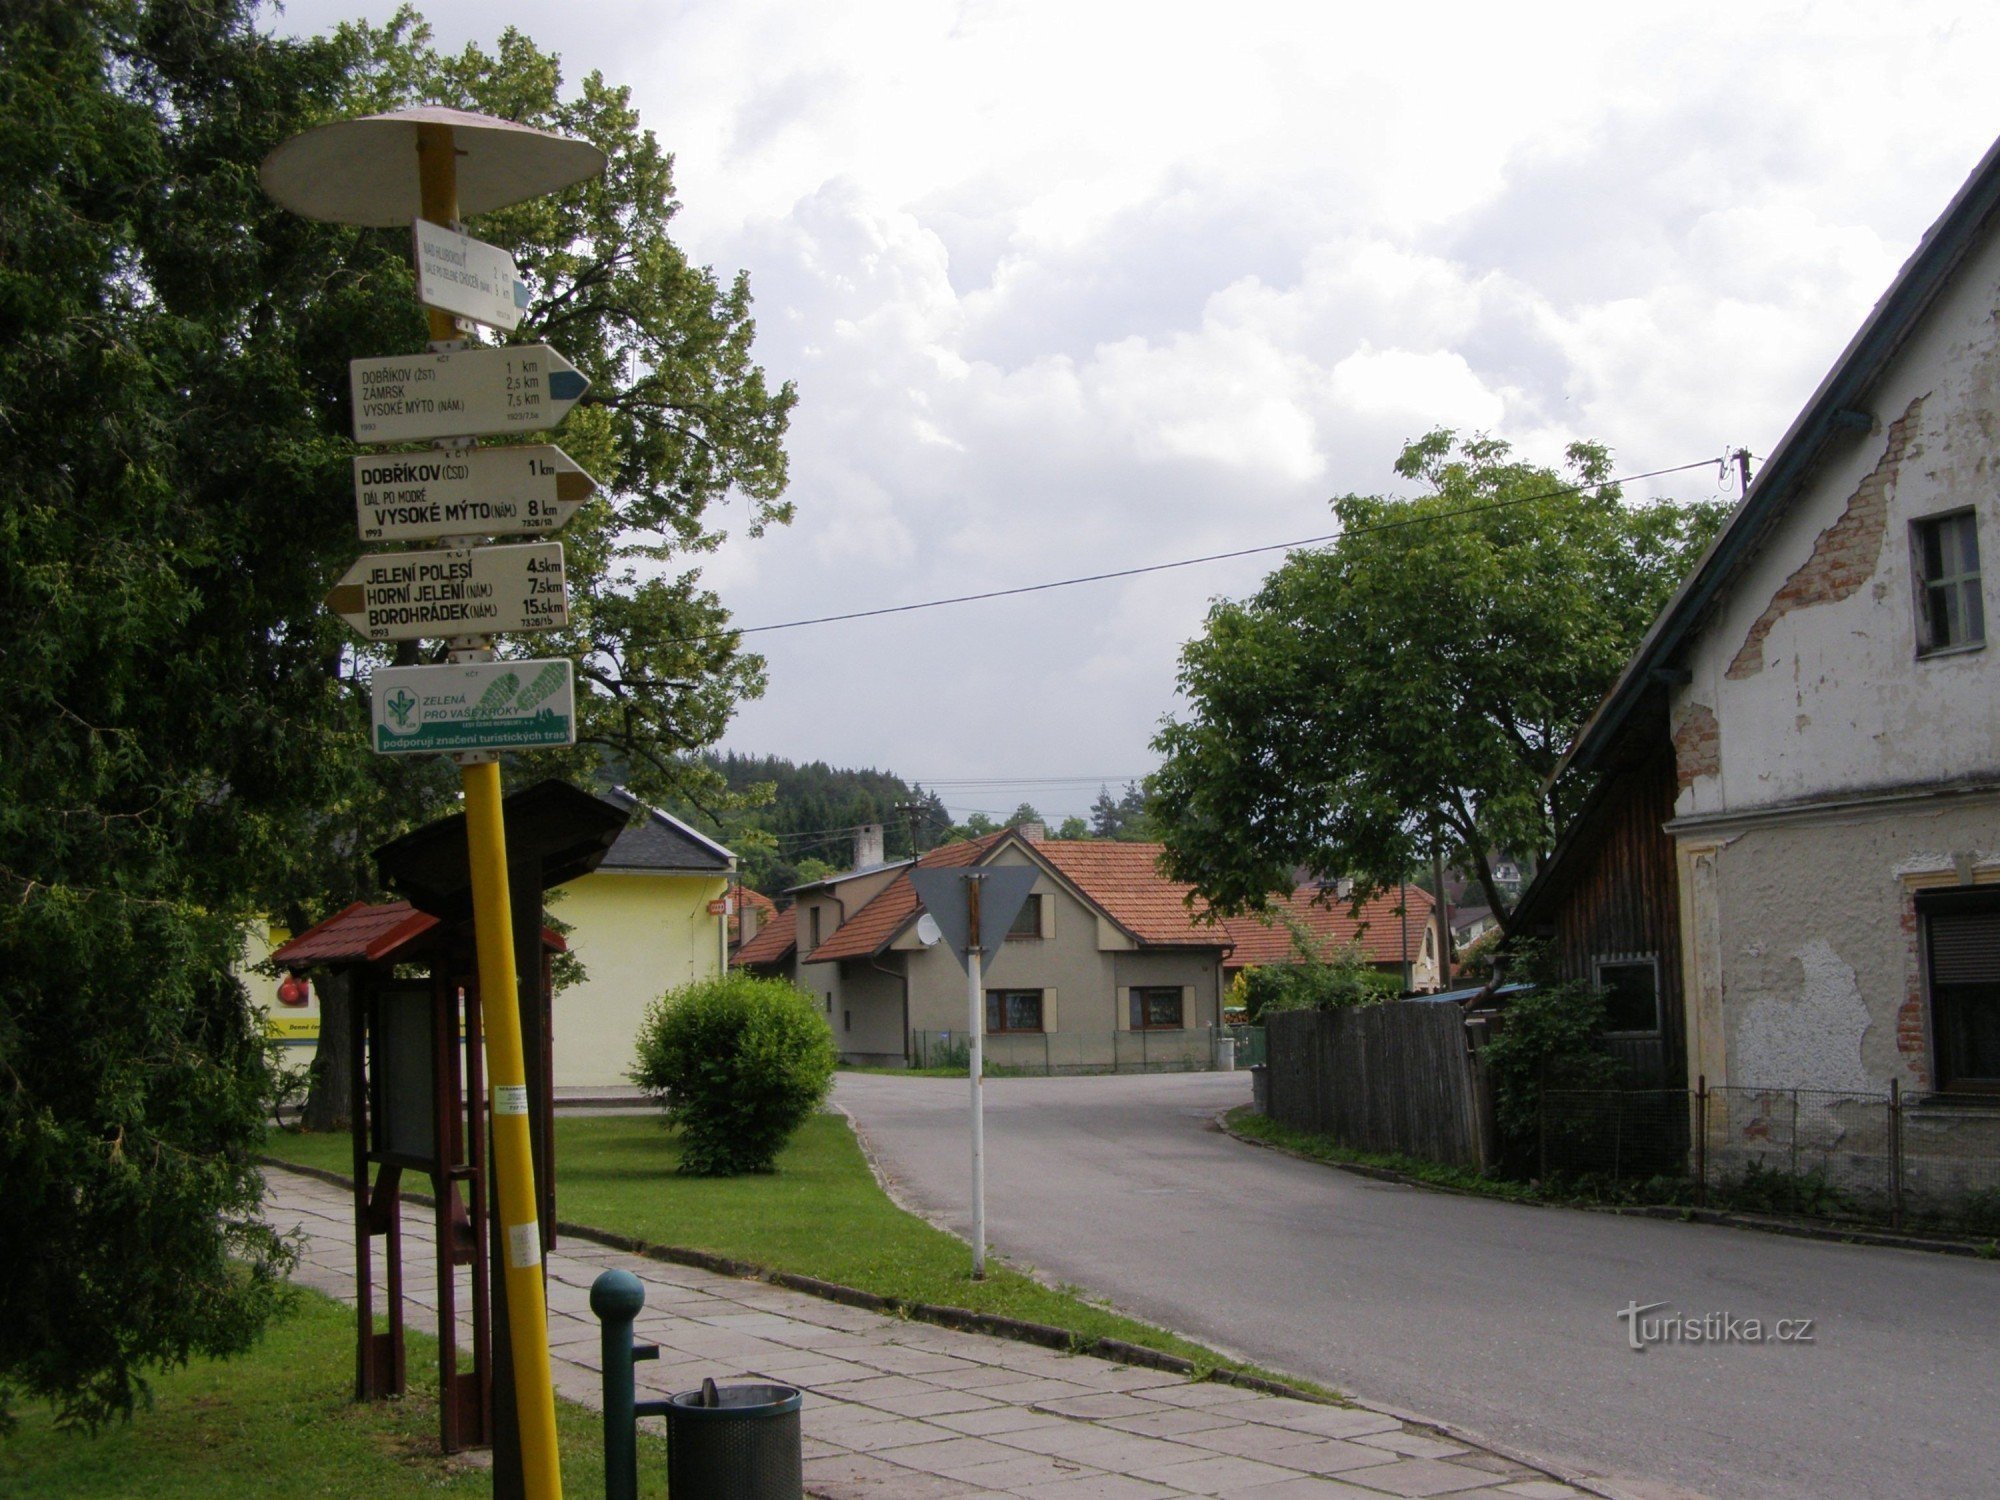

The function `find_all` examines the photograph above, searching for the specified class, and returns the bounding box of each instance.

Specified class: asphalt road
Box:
[833,1070,2000,1500]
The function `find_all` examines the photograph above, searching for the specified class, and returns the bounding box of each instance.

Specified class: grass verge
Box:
[265,1111,1321,1390]
[1225,1107,1541,1201]
[0,1289,663,1499]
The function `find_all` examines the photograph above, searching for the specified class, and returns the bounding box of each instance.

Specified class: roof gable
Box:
[1559,132,2000,783]
[596,786,734,874]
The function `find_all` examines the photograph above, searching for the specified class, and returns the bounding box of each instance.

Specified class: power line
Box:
[728,456,1723,638]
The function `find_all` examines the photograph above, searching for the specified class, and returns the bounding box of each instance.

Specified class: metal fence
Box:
[1228,1024,1267,1069]
[1541,1079,2000,1236]
[909,1027,1229,1075]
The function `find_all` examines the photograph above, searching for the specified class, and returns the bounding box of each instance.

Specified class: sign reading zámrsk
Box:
[325,541,568,641]
[353,445,595,542]
[414,219,529,332]
[350,344,589,445]
[371,659,575,755]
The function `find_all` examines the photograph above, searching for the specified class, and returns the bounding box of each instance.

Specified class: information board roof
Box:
[260,107,606,227]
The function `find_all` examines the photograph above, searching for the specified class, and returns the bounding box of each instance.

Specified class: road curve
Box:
[833,1070,1998,1500]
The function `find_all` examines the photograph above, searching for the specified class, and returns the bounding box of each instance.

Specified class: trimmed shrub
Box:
[629,973,837,1175]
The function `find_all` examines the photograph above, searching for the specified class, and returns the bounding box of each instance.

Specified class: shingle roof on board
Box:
[596,786,733,873]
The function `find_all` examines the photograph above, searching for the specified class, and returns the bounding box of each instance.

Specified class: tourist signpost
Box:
[263,105,608,1500]
[353,445,594,542]
[415,218,530,330]
[325,542,568,641]
[350,343,589,444]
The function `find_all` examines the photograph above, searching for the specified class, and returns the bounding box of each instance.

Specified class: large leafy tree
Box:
[1149,431,1722,928]
[0,0,792,1429]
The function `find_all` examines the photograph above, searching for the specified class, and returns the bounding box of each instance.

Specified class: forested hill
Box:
[691,752,951,894]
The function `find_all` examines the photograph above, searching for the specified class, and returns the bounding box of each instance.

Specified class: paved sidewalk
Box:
[266,1166,1588,1499]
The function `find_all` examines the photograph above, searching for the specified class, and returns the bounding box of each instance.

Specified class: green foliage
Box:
[1481,979,1623,1148]
[1089,782,1155,841]
[0,0,791,1428]
[629,973,837,1174]
[1238,923,1401,1022]
[1710,1162,1855,1221]
[1149,430,1724,922]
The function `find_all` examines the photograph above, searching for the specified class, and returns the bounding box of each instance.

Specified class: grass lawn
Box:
[0,1289,664,1499]
[266,1111,1266,1378]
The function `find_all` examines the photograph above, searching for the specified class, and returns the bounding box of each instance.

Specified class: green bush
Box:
[1481,977,1623,1150]
[1239,931,1401,1022]
[629,973,837,1175]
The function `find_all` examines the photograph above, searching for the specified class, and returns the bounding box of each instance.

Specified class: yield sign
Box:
[907,867,1039,973]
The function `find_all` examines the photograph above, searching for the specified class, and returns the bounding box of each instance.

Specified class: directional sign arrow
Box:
[354,445,595,542]
[414,219,530,332]
[350,345,588,445]
[324,541,568,641]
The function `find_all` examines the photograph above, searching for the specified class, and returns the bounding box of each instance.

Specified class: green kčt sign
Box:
[370,659,575,755]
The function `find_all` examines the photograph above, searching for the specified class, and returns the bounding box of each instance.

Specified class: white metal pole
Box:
[967,878,986,1279]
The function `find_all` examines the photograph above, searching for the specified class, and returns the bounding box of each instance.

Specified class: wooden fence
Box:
[1264,1003,1488,1167]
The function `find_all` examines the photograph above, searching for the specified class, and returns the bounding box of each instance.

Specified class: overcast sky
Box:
[272,0,2000,822]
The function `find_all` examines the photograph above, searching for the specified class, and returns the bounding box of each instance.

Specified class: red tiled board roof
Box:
[1217,885,1436,970]
[807,834,1227,962]
[731,904,796,967]
[1032,841,1223,947]
[271,899,565,968]
[806,836,997,961]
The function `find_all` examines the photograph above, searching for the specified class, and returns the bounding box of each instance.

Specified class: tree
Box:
[1149,431,1722,928]
[1008,802,1045,828]
[1089,785,1126,839]
[0,0,793,1428]
[1055,815,1089,840]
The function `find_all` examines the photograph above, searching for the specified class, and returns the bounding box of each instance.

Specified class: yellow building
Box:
[552,787,736,1088]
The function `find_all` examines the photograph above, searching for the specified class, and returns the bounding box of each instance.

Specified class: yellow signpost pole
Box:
[419,120,564,1500]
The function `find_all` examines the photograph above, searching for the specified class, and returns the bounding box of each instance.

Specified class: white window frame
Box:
[1593,952,1662,1038]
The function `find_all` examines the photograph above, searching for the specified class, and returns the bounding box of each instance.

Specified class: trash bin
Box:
[1213,1032,1237,1072]
[665,1377,803,1499]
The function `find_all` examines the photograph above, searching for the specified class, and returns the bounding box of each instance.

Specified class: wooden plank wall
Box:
[1265,1003,1479,1165]
[1549,740,1684,1084]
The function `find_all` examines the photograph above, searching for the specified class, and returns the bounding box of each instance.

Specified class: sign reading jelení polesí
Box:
[324,541,567,641]
[371,659,575,755]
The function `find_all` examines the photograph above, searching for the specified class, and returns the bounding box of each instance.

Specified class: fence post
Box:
[1537,1080,1548,1181]
[1888,1078,1904,1231]
[590,1269,656,1500]
[1789,1089,1801,1180]
[1695,1075,1708,1207]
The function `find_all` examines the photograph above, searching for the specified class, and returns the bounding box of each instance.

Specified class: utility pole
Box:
[894,800,929,860]
[1735,448,1754,496]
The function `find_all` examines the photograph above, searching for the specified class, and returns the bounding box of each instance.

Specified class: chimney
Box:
[852,823,885,869]
[1019,821,1046,843]
[736,893,761,947]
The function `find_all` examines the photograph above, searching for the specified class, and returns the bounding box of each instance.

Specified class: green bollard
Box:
[589,1269,656,1500]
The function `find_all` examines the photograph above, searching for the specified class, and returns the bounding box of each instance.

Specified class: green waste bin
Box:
[666,1378,803,1499]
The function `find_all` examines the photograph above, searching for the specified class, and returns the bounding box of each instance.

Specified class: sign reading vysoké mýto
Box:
[350,344,588,444]
[354,445,595,542]
[324,542,567,641]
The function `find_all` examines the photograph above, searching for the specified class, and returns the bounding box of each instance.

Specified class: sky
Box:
[271,0,2000,823]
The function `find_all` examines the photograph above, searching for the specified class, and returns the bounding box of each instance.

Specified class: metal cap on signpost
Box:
[263,105,607,1500]
[907,866,1037,1279]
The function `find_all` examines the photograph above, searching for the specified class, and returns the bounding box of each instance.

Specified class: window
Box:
[1914,510,1984,654]
[985,990,1043,1033]
[1594,955,1661,1036]
[1006,893,1042,940]
[1129,986,1184,1030]
[808,905,822,949]
[1922,888,2000,1094]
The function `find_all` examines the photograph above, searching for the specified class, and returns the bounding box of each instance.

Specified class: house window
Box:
[1594,955,1661,1036]
[986,990,1043,1033]
[808,905,822,949]
[1921,888,2000,1094]
[1129,986,1183,1030]
[1914,510,1984,654]
[1006,893,1042,940]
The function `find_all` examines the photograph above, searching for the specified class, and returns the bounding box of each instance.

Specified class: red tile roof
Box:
[1032,841,1223,947]
[806,836,998,961]
[1218,885,1435,970]
[732,904,797,967]
[271,899,566,968]
[806,833,1228,962]
[739,888,777,920]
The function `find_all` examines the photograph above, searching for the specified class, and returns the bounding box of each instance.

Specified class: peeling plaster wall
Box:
[1672,232,2000,822]
[1690,797,2000,1091]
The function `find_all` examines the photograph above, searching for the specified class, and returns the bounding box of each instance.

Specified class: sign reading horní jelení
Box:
[324,541,567,641]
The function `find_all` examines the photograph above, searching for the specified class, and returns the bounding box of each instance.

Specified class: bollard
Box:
[590,1269,663,1500]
